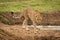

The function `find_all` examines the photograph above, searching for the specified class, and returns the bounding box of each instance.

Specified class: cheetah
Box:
[21,7,42,33]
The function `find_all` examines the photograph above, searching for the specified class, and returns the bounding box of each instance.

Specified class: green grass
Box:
[0,0,60,12]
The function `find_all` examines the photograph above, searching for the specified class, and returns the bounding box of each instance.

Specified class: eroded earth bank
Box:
[0,23,60,40]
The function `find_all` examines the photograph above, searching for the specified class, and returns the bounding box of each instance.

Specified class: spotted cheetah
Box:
[22,7,42,33]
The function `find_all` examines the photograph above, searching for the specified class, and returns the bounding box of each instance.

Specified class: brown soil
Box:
[41,11,60,26]
[0,11,60,25]
[0,23,60,40]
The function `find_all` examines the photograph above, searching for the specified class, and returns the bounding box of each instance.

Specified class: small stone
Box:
[26,28,30,31]
[36,29,38,32]
[22,26,25,29]
[34,31,37,34]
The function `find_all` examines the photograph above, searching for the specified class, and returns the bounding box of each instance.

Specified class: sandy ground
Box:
[0,23,60,40]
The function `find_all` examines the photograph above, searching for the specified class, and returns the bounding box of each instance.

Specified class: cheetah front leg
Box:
[22,18,29,30]
[33,21,38,34]
[22,19,27,29]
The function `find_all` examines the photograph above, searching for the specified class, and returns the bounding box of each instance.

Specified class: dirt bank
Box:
[0,11,60,25]
[0,24,60,40]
